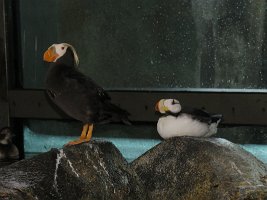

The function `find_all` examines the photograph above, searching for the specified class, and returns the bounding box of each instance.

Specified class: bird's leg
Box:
[84,124,93,142]
[80,124,89,140]
[65,124,93,146]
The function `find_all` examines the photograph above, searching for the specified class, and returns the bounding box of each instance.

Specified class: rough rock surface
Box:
[0,137,266,200]
[0,141,143,200]
[131,137,267,200]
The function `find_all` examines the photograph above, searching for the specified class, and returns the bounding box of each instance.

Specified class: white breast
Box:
[157,114,218,139]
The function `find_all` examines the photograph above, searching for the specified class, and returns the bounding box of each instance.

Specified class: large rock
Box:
[0,141,144,200]
[131,137,267,200]
[0,137,266,200]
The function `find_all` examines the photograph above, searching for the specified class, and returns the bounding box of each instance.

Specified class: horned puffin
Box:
[43,43,130,145]
[155,99,222,139]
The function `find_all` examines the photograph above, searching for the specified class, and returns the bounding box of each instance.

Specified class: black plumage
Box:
[166,107,223,125]
[43,43,130,145]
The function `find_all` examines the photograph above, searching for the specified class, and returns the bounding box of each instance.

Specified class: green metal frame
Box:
[0,0,9,129]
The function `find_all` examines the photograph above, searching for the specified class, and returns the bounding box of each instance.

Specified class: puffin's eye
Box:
[61,47,65,50]
[172,99,175,105]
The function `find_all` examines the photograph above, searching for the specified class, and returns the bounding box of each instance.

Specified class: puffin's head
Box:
[43,43,79,66]
[155,99,181,114]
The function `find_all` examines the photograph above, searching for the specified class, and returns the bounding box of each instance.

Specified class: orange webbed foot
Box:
[64,124,93,146]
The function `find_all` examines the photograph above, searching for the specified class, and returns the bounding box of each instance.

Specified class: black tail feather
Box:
[102,102,131,125]
[211,114,223,123]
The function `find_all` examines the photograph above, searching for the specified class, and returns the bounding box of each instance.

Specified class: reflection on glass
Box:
[18,0,267,89]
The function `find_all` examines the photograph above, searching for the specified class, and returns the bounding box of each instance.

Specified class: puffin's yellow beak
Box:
[43,46,59,62]
[155,99,169,113]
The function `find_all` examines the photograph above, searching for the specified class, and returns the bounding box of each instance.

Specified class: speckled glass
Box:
[18,0,267,90]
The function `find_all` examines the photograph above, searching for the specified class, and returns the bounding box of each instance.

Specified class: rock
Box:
[0,141,144,200]
[131,137,267,200]
[0,138,266,200]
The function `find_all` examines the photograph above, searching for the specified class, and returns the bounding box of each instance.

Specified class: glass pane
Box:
[23,119,161,162]
[18,0,267,90]
[23,119,267,163]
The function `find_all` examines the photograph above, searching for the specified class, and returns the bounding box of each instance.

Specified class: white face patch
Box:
[162,99,182,114]
[53,43,68,61]
[49,43,79,66]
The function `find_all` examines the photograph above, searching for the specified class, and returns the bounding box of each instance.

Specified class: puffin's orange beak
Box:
[43,46,58,62]
[155,101,160,112]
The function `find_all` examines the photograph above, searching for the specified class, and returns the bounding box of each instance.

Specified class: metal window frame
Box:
[0,0,9,129]
[1,1,267,130]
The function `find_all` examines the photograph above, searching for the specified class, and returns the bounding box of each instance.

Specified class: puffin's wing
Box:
[62,66,111,101]
[181,107,213,124]
[46,89,58,99]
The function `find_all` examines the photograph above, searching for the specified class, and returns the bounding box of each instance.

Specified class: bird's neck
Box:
[163,112,181,117]
[56,50,75,67]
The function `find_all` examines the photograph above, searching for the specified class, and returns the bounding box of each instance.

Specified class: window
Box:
[2,0,267,162]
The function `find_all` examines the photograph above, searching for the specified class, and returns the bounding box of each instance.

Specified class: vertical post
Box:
[0,0,9,129]
[2,0,24,159]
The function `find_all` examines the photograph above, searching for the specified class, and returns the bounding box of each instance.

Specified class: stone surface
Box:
[131,137,267,200]
[0,137,267,200]
[0,141,143,200]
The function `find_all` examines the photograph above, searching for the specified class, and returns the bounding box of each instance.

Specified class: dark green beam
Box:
[8,89,267,125]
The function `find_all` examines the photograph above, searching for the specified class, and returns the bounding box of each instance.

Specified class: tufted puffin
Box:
[155,99,222,139]
[43,43,130,145]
